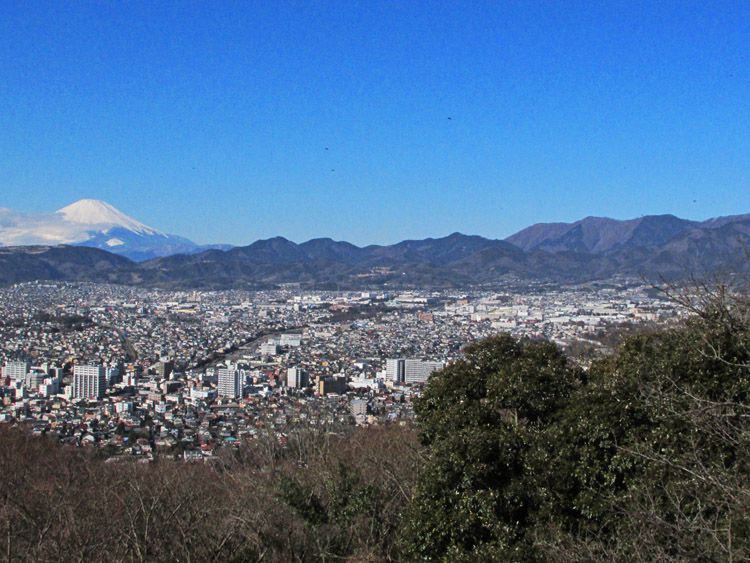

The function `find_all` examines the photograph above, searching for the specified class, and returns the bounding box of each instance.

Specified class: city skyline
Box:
[2,2,749,246]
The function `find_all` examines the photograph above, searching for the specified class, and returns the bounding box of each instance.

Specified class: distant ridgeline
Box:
[0,212,749,288]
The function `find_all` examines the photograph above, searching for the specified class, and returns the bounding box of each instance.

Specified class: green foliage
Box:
[401,290,750,561]
[401,335,580,560]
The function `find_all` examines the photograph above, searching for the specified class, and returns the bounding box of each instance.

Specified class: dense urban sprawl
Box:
[0,281,683,461]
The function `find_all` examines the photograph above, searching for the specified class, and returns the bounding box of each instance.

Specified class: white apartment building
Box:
[286,367,309,389]
[217,368,243,399]
[2,361,30,383]
[386,358,444,385]
[73,365,107,399]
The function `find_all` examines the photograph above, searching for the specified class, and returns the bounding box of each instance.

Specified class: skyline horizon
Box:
[1,196,748,248]
[2,2,749,246]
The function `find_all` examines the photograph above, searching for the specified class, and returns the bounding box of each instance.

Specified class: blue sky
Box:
[1,1,748,245]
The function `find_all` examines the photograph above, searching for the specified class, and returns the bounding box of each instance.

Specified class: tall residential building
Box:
[404,359,444,384]
[2,360,30,383]
[217,368,243,399]
[386,358,444,385]
[73,365,107,400]
[155,358,174,379]
[385,359,405,383]
[286,367,309,389]
[318,375,347,396]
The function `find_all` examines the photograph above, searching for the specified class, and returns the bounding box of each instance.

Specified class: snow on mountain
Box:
[0,199,226,261]
[56,199,163,236]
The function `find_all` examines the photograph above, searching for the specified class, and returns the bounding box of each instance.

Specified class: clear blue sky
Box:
[1,1,748,246]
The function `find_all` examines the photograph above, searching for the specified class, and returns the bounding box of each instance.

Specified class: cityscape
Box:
[1,280,682,460]
[2,2,748,560]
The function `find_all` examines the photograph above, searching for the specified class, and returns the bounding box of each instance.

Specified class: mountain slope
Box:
[0,246,139,285]
[57,199,163,235]
[362,233,515,265]
[1,213,748,289]
[138,218,750,288]
[506,214,697,254]
[0,199,225,261]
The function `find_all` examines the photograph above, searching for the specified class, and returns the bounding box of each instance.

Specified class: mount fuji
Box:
[0,199,228,261]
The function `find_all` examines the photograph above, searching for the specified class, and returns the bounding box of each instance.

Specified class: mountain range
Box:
[507,213,750,254]
[0,200,749,289]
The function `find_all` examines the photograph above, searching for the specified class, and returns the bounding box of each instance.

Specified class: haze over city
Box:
[2,2,749,245]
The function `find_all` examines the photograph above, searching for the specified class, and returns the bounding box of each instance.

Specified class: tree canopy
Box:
[400,287,750,561]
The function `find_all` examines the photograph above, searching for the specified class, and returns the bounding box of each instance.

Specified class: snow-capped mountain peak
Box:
[56,199,163,236]
[0,198,229,260]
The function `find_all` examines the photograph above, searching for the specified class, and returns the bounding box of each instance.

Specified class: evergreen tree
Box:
[400,335,580,560]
